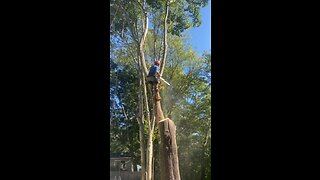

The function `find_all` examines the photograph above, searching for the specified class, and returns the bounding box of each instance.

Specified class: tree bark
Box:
[137,96,146,180]
[153,10,159,61]
[146,121,155,180]
[153,83,181,180]
[137,57,146,180]
[160,1,169,76]
[149,86,157,180]
[141,56,155,180]
[152,157,155,180]
[137,0,149,76]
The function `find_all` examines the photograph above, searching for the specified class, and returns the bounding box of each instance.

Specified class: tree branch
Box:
[139,14,149,76]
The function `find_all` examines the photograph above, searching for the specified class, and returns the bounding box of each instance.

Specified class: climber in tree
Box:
[147,59,161,84]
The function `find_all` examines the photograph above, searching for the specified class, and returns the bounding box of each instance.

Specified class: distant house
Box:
[110,153,140,180]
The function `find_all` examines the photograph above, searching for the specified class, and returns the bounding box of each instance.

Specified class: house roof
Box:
[110,152,130,158]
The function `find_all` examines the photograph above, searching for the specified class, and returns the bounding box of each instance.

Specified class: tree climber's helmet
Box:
[154,59,161,66]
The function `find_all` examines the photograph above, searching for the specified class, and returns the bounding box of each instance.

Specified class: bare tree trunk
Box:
[137,1,149,76]
[141,58,155,180]
[160,1,169,76]
[152,157,155,180]
[153,10,159,61]
[146,119,155,180]
[137,56,146,180]
[142,71,150,126]
[154,31,157,60]
[149,86,157,180]
[138,96,146,180]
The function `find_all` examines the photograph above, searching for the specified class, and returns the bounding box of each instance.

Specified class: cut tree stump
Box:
[152,82,181,180]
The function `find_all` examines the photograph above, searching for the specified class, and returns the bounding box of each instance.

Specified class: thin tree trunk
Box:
[146,122,155,180]
[120,2,158,180]
[138,95,146,180]
[153,11,159,60]
[137,1,149,76]
[138,2,153,180]
[141,55,155,180]
[137,57,146,180]
[149,86,157,180]
[160,1,169,76]
[142,69,150,127]
[154,31,157,60]
[152,157,155,180]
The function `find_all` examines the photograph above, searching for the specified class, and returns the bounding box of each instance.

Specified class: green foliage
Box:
[159,37,211,179]
[168,0,209,36]
[110,0,144,39]
[110,57,141,164]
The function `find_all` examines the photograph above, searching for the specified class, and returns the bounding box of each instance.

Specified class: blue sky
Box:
[188,0,211,56]
[147,1,211,56]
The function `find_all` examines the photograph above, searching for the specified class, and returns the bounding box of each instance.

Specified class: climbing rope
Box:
[158,118,169,123]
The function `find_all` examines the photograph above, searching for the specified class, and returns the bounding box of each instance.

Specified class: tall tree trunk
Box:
[137,57,146,180]
[160,1,169,76]
[136,2,154,179]
[149,85,157,180]
[138,94,146,180]
[138,2,149,76]
[156,1,181,180]
[153,10,159,61]
[141,69,150,127]
[141,56,155,180]
[146,120,155,180]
